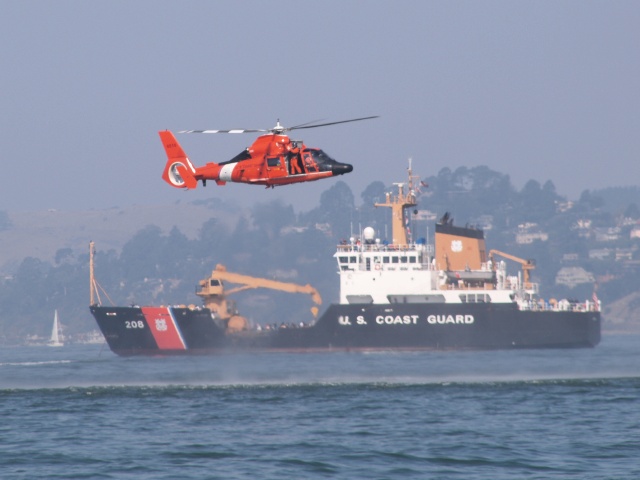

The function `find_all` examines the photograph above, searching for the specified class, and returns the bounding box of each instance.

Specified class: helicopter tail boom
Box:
[159,131,199,189]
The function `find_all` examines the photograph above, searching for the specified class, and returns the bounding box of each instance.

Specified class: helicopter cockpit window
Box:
[267,157,280,167]
[303,148,337,171]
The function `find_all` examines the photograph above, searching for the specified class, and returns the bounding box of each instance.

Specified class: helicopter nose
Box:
[331,162,353,176]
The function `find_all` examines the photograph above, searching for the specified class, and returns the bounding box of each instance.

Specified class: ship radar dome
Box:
[363,227,375,244]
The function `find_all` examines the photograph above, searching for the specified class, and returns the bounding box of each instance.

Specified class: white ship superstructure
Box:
[335,232,525,305]
[334,165,593,313]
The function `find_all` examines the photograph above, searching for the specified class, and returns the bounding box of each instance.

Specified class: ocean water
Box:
[1,335,639,479]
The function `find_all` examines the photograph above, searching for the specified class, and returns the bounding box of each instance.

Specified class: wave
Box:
[2,374,639,395]
[0,359,73,367]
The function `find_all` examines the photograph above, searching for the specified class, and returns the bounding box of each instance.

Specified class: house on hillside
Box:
[561,253,579,264]
[470,214,494,231]
[515,222,548,244]
[414,210,437,222]
[572,219,592,239]
[555,266,595,288]
[594,227,621,242]
[589,248,613,260]
[615,248,635,262]
[555,200,574,213]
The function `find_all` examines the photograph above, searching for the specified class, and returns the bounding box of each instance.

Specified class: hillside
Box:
[0,200,242,273]
[1,170,639,344]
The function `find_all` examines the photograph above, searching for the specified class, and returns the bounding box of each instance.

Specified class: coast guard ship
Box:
[90,166,600,355]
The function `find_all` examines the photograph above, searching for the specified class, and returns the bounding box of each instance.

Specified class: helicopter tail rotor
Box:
[159,131,198,189]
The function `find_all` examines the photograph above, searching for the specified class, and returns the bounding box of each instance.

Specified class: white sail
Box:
[48,310,63,347]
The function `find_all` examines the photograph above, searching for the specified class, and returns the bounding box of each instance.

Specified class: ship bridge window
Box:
[460,294,491,303]
[392,256,399,264]
[409,257,416,264]
[346,295,374,304]
[401,256,408,263]
[388,294,446,303]
[383,256,390,264]
[338,256,348,264]
[349,256,357,263]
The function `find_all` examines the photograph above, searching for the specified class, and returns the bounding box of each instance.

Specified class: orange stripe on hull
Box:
[141,307,186,350]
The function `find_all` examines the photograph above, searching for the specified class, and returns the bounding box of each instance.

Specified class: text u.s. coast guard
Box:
[338,314,475,326]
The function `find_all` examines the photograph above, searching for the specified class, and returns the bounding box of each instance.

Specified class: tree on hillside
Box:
[0,210,11,231]
[358,181,388,233]
[1,257,50,314]
[420,166,515,227]
[160,226,193,278]
[624,203,640,220]
[578,190,605,211]
[55,248,74,265]
[196,217,230,260]
[119,225,166,281]
[251,200,295,240]
[301,181,355,240]
[517,179,561,224]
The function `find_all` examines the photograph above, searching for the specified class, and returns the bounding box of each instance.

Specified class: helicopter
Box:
[160,116,378,189]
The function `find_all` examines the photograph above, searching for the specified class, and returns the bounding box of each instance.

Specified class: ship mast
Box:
[89,241,112,307]
[90,241,96,306]
[375,160,418,245]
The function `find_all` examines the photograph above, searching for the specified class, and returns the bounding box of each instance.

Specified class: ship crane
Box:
[489,249,536,289]
[196,264,322,332]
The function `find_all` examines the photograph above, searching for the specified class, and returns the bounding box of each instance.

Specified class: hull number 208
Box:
[125,320,145,329]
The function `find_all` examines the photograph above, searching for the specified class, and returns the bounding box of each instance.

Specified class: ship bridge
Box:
[335,240,433,273]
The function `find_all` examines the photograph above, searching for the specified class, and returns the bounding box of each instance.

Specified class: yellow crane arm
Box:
[488,249,536,288]
[210,264,322,306]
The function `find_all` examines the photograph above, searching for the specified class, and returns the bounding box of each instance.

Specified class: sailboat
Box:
[48,310,63,347]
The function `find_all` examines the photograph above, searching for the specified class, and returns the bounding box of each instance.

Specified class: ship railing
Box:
[377,263,435,271]
[336,243,422,253]
[504,276,539,294]
[517,298,600,312]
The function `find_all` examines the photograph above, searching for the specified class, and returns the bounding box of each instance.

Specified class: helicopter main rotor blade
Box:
[178,129,269,134]
[289,119,326,129]
[178,116,378,135]
[288,116,379,131]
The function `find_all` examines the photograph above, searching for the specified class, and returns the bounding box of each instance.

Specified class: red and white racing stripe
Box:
[141,307,187,350]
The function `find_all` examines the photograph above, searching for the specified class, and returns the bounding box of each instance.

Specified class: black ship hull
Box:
[90,303,601,356]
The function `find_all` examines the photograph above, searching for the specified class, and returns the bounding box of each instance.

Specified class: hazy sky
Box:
[2,1,639,212]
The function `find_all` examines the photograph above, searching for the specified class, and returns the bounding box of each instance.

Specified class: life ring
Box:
[375,264,381,270]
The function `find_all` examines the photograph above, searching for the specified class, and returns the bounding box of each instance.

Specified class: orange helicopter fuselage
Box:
[160,131,352,189]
